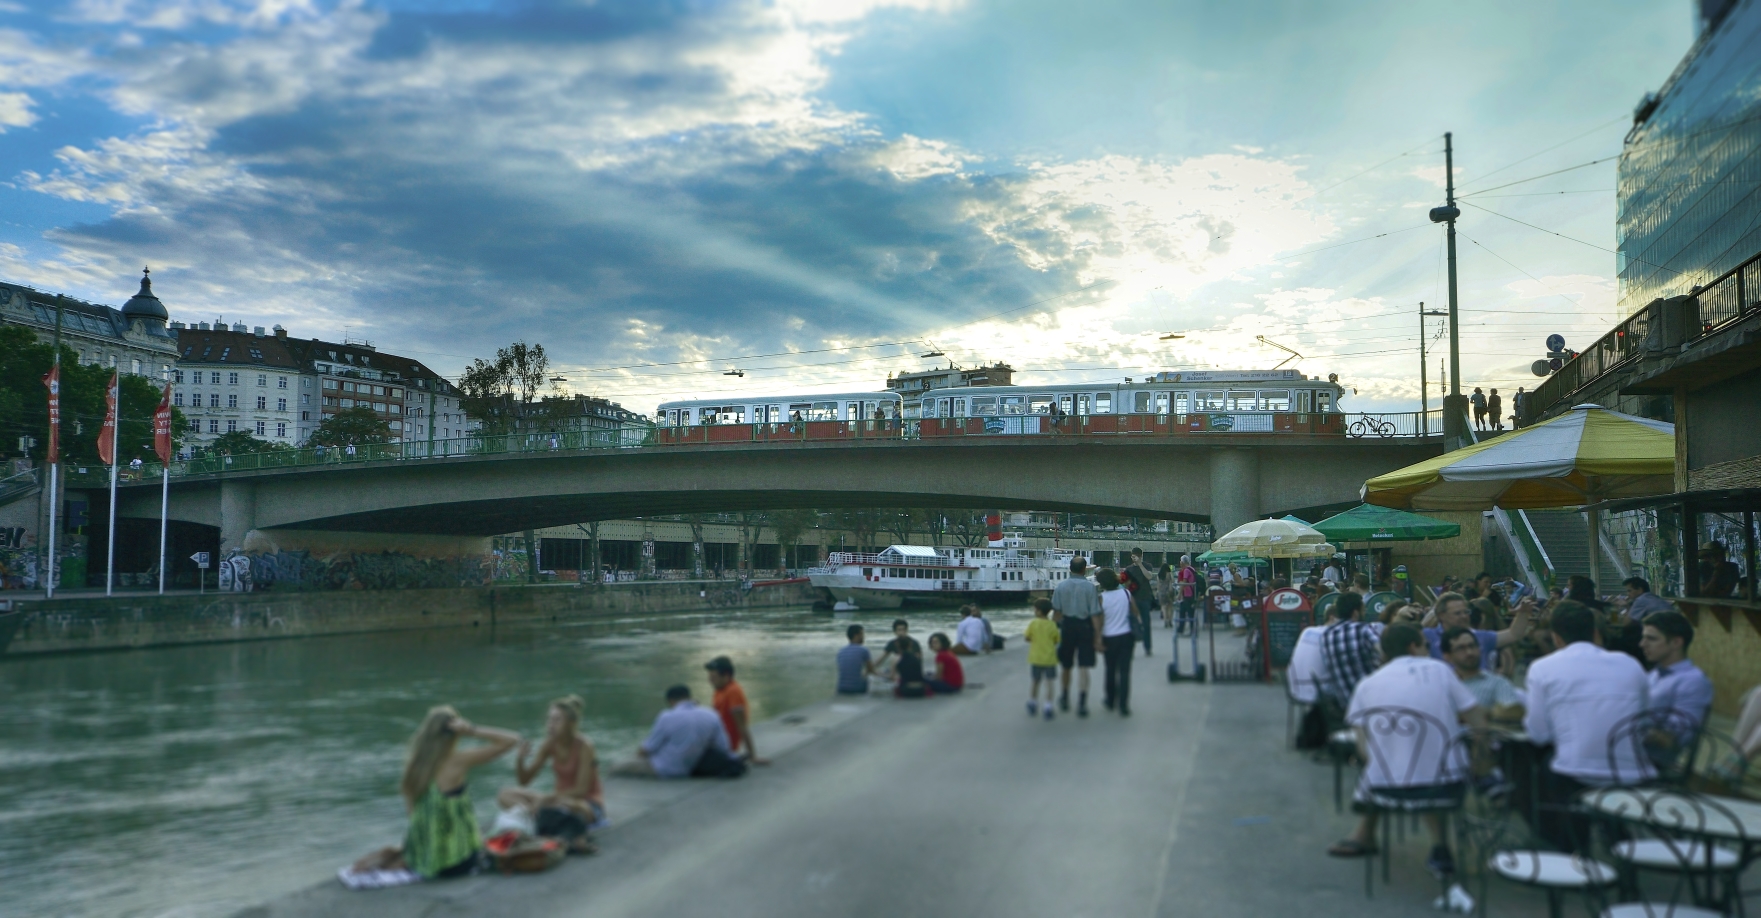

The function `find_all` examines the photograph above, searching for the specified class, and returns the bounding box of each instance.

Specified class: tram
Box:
[903,370,1346,422]
[656,390,903,427]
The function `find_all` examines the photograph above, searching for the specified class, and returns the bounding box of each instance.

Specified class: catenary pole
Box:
[1445,133,1461,399]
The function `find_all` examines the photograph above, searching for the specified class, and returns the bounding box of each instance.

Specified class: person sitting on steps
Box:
[497,694,604,853]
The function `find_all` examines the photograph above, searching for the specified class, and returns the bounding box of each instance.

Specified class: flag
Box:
[97,370,119,466]
[41,365,60,463]
[153,384,174,463]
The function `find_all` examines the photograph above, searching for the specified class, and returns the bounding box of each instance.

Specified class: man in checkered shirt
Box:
[1319,592,1381,703]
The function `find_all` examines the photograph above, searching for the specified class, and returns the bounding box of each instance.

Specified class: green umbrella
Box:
[1312,504,1462,542]
[1194,551,1271,564]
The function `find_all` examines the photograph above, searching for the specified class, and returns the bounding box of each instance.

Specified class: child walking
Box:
[1025,598,1061,720]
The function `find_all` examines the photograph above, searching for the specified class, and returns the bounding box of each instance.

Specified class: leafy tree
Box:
[0,324,185,464]
[205,429,286,455]
[767,508,820,572]
[829,507,883,551]
[308,406,392,447]
[458,341,555,434]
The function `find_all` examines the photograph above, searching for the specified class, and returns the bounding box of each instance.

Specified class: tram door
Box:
[846,401,861,421]
[1076,394,1091,415]
[1155,392,1170,415]
[1295,390,1314,412]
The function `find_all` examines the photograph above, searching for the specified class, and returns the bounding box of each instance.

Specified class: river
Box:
[0,605,1036,917]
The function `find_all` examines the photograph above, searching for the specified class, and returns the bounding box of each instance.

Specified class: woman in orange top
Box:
[498,695,603,850]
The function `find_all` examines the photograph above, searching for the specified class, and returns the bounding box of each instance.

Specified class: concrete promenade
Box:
[244,646,1561,918]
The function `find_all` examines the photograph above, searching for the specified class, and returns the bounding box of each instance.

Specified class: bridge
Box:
[95,412,1443,553]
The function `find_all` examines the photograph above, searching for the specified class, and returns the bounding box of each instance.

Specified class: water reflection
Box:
[0,606,1031,917]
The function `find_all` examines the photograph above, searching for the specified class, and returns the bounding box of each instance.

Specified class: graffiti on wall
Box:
[232,549,491,592]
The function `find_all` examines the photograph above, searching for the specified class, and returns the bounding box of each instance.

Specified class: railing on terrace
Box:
[1527,246,1761,422]
[71,410,1439,487]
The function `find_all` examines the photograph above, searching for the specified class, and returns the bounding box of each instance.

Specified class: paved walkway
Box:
[244,644,1563,918]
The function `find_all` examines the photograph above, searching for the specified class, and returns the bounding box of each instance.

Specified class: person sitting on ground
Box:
[836,624,875,695]
[926,633,965,694]
[1318,593,1379,707]
[1053,556,1103,717]
[1440,626,1524,724]
[706,656,769,765]
[1422,591,1532,671]
[1640,611,1713,756]
[497,695,604,851]
[1620,576,1671,622]
[894,640,930,698]
[1327,623,1485,878]
[873,619,921,676]
[614,685,740,779]
[953,605,988,656]
[354,706,521,879]
[1025,598,1060,719]
[1524,602,1651,851]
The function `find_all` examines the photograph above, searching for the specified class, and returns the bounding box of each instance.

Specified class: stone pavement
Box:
[243,643,1564,918]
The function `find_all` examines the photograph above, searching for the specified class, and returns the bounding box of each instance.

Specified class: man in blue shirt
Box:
[836,624,874,694]
[1424,592,1532,671]
[614,685,731,778]
[1641,611,1714,747]
[1622,577,1672,621]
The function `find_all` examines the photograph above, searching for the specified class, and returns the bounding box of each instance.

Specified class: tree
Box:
[458,341,555,434]
[205,429,285,456]
[829,507,883,551]
[308,406,392,447]
[768,508,819,572]
[0,325,185,464]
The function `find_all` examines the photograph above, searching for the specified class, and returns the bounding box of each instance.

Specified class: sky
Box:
[0,0,1699,414]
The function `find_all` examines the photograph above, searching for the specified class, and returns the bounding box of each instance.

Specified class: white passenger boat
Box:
[808,539,1082,609]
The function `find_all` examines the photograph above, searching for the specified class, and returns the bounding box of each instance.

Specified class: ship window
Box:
[1029,395,1054,414]
[971,396,996,415]
[1258,390,1290,411]
[1094,392,1112,414]
[1000,396,1025,415]
[1133,391,1151,413]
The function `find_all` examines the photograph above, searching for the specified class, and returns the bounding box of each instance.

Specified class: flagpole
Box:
[45,463,58,598]
[45,295,63,599]
[158,462,169,594]
[102,369,119,597]
[106,453,117,596]
[154,383,173,595]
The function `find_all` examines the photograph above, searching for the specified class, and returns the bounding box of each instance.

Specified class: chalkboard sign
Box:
[1315,592,1339,619]
[1261,608,1315,675]
[1367,591,1403,621]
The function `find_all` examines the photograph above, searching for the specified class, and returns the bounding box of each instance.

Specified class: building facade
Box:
[280,336,469,445]
[0,270,179,380]
[171,323,306,450]
[1615,0,1761,314]
[885,362,1013,416]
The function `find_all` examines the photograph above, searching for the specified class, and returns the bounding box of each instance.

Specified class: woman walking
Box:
[1097,568,1140,717]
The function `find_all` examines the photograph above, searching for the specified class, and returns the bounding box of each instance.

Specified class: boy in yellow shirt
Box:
[1025,598,1061,720]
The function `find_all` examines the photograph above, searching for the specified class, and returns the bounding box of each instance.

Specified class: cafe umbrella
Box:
[1312,504,1462,542]
[1210,518,1334,558]
[1361,403,1674,586]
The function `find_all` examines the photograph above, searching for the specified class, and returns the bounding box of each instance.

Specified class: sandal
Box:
[1327,839,1378,858]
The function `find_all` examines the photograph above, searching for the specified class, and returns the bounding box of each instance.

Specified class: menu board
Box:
[1262,607,1314,673]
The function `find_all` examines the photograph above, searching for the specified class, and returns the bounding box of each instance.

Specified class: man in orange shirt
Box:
[705,656,769,765]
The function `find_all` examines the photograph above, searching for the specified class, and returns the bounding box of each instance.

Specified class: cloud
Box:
[0,90,33,129]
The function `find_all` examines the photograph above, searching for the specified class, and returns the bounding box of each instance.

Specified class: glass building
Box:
[1616,0,1761,314]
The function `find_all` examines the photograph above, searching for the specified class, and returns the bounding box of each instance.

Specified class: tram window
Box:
[1076,394,1091,415]
[1155,392,1170,415]
[1226,390,1255,410]
[846,401,861,420]
[921,399,938,418]
[1295,390,1314,413]
[1058,394,1073,414]
[1174,391,1190,413]
[810,401,838,420]
[1259,390,1290,411]
[971,396,997,415]
[1001,396,1026,415]
[1198,391,1226,411]
[1133,391,1151,413]
[1029,395,1054,414]
[1094,392,1112,414]
[952,398,966,417]
[725,406,746,423]
[1316,391,1334,412]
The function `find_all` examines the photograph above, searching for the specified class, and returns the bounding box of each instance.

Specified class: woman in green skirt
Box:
[356,705,521,878]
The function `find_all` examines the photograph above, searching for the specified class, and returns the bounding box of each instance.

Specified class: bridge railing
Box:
[82,410,1438,485]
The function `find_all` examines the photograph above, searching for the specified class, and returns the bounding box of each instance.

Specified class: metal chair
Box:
[1586,787,1743,918]
[1350,706,1470,900]
[1606,709,1705,790]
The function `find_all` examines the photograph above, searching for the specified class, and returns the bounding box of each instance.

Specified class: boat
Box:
[808,539,1082,610]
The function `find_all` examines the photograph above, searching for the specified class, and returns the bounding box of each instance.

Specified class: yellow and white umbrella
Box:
[1363,403,1674,584]
[1211,518,1336,559]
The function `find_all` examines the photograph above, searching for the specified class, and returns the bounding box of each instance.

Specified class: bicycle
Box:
[1347,417,1397,438]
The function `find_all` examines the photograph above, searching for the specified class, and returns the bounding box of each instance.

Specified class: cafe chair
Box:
[1350,707,1470,900]
[1606,710,1704,789]
[1685,727,1751,795]
[1586,787,1741,918]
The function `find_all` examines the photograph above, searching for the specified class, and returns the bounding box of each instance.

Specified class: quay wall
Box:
[2,580,821,657]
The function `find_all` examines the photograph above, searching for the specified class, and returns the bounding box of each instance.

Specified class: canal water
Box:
[0,605,1036,917]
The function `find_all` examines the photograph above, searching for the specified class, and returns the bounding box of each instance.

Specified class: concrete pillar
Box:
[219,479,257,553]
[1209,447,1260,537]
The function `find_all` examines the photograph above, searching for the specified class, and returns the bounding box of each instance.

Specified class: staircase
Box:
[1522,508,1624,586]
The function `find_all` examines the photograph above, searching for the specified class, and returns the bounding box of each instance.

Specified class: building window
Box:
[228,372,239,385]
[276,422,287,437]
[390,404,401,415]
[278,376,288,389]
[210,371,221,385]
[390,420,402,431]
[209,420,220,433]
[189,419,200,432]
[255,421,266,435]
[130,358,141,374]
[389,388,403,400]
[277,398,287,411]
[257,374,267,387]
[301,393,310,405]
[228,395,238,408]
[373,402,386,413]
[323,378,337,389]
[107,354,116,368]
[301,411,310,420]
[209,394,220,407]
[227,420,237,432]
[174,370,185,383]
[161,364,170,379]
[174,393,184,407]
[323,396,337,407]
[371,385,385,396]
[303,377,312,388]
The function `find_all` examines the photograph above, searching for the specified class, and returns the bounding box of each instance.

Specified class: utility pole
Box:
[1429,132,1467,450]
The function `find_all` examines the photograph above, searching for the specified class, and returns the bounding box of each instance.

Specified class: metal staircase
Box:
[1520,508,1626,586]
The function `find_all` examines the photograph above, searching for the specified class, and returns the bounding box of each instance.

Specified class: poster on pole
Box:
[153,385,174,462]
[96,370,119,465]
[41,366,60,463]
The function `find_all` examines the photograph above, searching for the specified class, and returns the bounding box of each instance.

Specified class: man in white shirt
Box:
[1323,557,1344,585]
[953,605,989,655]
[1327,623,1483,879]
[1286,603,1340,705]
[1524,602,1650,850]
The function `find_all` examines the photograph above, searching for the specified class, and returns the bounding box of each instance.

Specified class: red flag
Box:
[153,384,174,463]
[97,370,119,466]
[41,365,60,463]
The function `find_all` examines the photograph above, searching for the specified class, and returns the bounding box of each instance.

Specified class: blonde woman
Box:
[356,706,521,879]
[498,695,605,850]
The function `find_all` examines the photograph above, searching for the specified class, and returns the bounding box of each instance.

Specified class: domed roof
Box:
[121,267,167,322]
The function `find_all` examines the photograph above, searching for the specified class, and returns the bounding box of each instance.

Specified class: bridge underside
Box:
[106,438,1441,547]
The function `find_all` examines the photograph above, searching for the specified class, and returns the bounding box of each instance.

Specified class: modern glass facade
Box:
[1616,0,1761,314]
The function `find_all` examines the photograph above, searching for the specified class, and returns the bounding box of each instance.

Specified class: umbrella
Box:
[1195,551,1270,564]
[1312,504,1462,542]
[1362,403,1674,585]
[1210,518,1336,559]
